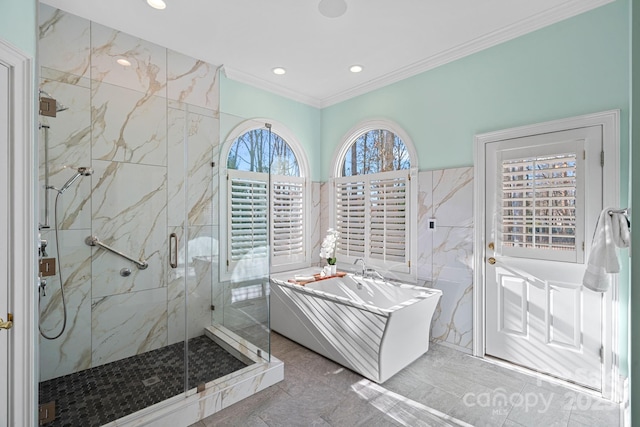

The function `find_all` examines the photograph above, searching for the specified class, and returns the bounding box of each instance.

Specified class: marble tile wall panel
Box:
[91,22,166,96]
[38,78,92,230]
[310,182,321,267]
[38,229,92,381]
[91,81,167,165]
[91,287,168,367]
[167,49,221,111]
[90,160,167,298]
[318,181,330,266]
[429,278,474,352]
[39,5,91,81]
[432,167,474,228]
[167,225,216,345]
[430,226,474,351]
[432,226,474,284]
[417,171,434,282]
[167,103,219,227]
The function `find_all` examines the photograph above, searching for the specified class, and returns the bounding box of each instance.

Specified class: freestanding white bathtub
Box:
[270,273,442,383]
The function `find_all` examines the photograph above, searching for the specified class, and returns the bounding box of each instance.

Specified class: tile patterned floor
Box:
[39,335,249,427]
[191,333,621,427]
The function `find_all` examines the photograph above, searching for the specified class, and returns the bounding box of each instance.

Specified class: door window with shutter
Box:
[332,125,417,278]
[225,127,307,277]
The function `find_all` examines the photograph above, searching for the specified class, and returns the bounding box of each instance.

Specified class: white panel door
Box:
[0,61,10,427]
[485,126,604,391]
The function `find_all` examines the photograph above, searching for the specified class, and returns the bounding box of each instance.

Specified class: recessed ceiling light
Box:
[147,0,166,10]
[318,0,347,18]
[117,58,131,67]
[349,65,363,73]
[272,67,286,75]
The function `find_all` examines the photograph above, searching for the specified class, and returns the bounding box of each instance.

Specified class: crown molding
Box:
[223,0,615,109]
[319,0,615,107]
[222,66,324,109]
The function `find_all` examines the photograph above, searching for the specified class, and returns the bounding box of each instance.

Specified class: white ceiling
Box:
[41,0,612,108]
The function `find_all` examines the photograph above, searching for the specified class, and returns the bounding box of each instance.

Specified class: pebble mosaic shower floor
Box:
[39,335,250,427]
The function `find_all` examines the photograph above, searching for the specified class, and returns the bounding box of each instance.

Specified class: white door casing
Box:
[1,57,10,427]
[485,127,602,390]
[473,111,621,400]
[0,39,37,427]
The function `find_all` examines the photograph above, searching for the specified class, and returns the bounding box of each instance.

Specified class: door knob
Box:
[0,313,13,330]
[487,257,496,265]
[488,242,495,250]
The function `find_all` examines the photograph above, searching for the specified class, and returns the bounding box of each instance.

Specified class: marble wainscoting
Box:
[417,167,474,353]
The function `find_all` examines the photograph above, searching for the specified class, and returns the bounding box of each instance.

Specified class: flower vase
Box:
[329,264,337,276]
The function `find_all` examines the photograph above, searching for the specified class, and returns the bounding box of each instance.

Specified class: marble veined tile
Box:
[90,160,167,298]
[429,277,473,351]
[91,287,168,367]
[167,107,219,227]
[417,171,434,281]
[318,182,330,265]
[38,80,92,230]
[39,4,91,80]
[38,229,92,381]
[310,182,321,266]
[91,22,166,95]
[432,226,473,284]
[91,81,167,165]
[167,49,221,111]
[167,226,216,345]
[432,167,473,228]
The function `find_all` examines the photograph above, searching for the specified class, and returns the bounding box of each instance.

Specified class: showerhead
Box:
[56,167,93,194]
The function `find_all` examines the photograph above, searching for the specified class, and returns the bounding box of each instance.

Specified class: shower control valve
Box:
[39,277,47,296]
[39,239,48,257]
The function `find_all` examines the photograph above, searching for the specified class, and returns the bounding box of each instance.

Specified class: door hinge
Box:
[408,260,411,267]
[583,150,586,160]
[582,241,585,251]
[601,151,605,167]
[226,259,229,267]
[600,346,604,362]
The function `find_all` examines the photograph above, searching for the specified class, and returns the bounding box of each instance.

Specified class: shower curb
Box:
[102,325,283,426]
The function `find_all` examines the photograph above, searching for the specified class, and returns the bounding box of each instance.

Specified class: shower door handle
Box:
[169,233,178,268]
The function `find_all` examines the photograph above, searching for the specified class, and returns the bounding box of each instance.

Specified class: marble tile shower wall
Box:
[38,4,221,381]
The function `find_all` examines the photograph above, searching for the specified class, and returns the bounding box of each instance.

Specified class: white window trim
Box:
[220,119,311,280]
[329,118,418,282]
[330,118,419,178]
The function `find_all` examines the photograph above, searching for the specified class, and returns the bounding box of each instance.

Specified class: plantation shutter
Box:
[227,169,269,273]
[369,171,408,263]
[271,176,305,266]
[500,151,579,263]
[335,179,366,258]
[334,169,411,272]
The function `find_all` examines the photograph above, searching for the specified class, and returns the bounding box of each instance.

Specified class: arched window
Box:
[222,121,309,279]
[331,120,418,280]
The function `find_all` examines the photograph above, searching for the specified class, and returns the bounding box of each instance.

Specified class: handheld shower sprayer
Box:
[49,167,93,194]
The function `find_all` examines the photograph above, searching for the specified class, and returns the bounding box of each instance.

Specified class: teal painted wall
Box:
[322,1,629,178]
[0,0,37,55]
[220,75,323,181]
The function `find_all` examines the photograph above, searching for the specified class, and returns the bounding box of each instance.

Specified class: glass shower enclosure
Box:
[36,4,273,425]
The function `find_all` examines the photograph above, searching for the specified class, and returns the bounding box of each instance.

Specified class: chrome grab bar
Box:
[85,235,149,270]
